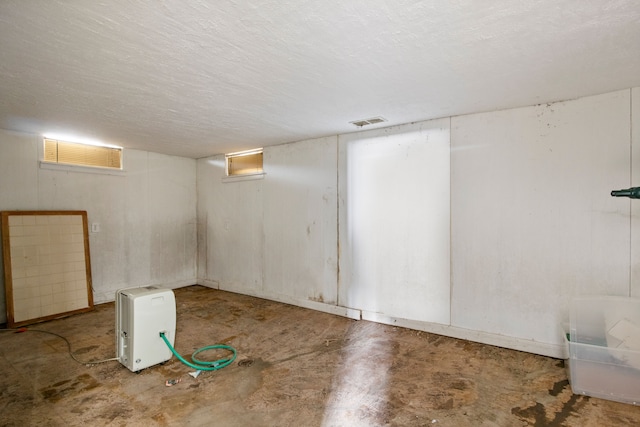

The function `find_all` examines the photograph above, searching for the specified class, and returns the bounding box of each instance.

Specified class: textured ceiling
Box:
[1,0,639,158]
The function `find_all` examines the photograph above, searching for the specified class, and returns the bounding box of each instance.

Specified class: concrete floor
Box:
[1,285,639,426]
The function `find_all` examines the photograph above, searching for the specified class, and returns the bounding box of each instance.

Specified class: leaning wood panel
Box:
[1,211,94,327]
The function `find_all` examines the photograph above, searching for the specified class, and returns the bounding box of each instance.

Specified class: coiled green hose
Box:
[159,332,237,371]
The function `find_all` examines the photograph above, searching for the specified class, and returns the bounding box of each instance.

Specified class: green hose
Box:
[159,332,237,371]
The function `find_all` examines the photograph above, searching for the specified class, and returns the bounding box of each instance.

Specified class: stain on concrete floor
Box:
[1,285,639,426]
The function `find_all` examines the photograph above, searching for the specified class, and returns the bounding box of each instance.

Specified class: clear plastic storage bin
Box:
[564,296,640,405]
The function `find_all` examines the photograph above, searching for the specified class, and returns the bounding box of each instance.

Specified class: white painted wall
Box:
[262,138,339,303]
[196,156,264,294]
[451,90,632,354]
[198,88,639,358]
[0,129,197,323]
[197,137,343,314]
[338,120,451,324]
[632,87,640,298]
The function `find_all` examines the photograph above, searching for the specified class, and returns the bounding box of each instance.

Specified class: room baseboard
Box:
[92,279,197,304]
[360,310,567,359]
[208,283,361,320]
[197,278,220,289]
[198,282,566,359]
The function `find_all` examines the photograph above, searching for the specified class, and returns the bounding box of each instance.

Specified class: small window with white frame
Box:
[43,137,123,170]
[225,148,263,177]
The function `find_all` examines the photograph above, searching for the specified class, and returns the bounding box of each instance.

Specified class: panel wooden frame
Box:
[1,210,94,327]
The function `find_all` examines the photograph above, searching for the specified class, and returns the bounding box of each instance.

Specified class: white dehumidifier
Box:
[116,286,176,372]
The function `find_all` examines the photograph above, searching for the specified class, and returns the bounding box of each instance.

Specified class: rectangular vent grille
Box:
[350,117,387,127]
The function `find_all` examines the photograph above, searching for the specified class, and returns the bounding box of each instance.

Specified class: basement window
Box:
[224,148,264,182]
[43,138,123,170]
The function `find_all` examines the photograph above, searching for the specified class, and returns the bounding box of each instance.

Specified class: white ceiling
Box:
[1,1,639,159]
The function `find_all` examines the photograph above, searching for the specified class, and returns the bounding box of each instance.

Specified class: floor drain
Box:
[238,359,254,367]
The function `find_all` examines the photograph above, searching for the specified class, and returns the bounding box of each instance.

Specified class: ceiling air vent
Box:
[350,116,387,127]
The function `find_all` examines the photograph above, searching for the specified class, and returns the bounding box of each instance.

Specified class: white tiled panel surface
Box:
[8,214,89,322]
